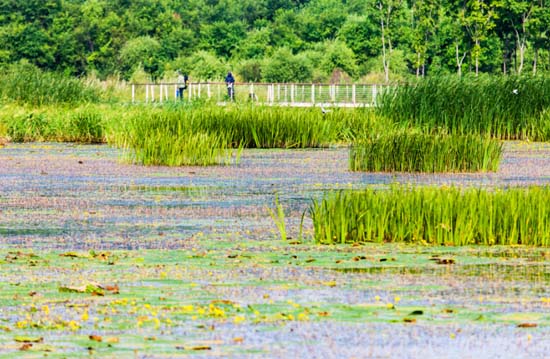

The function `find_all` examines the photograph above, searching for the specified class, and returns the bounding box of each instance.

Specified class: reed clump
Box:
[378,75,550,141]
[0,104,106,143]
[350,131,503,172]
[310,186,550,246]
[115,108,240,166]
[0,63,100,106]
[150,104,359,148]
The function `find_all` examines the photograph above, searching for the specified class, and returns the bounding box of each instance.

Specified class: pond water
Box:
[1,142,549,250]
[0,142,549,358]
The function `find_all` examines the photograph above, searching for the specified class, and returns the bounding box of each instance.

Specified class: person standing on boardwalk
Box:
[177,71,188,100]
[225,71,235,101]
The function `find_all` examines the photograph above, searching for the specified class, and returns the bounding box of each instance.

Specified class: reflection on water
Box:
[331,263,550,283]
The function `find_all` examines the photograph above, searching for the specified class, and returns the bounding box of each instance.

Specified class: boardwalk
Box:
[131,82,387,107]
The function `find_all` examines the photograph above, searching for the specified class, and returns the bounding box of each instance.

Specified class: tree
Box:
[119,36,163,80]
[459,0,503,76]
[528,1,550,74]
[370,0,406,82]
[499,0,539,74]
[319,40,358,78]
[409,0,440,77]
[262,47,312,82]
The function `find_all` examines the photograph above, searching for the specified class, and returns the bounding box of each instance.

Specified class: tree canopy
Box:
[1,0,549,82]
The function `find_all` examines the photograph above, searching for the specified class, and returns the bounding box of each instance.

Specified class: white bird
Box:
[512,89,519,95]
[321,106,331,114]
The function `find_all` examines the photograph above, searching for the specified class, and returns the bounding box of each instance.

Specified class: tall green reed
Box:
[310,186,550,246]
[378,75,550,141]
[0,63,100,106]
[350,131,503,172]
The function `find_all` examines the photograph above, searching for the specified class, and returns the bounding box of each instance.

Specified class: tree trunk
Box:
[456,43,466,77]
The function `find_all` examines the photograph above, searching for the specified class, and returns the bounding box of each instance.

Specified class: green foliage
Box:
[319,40,359,79]
[311,186,550,246]
[237,59,263,82]
[378,75,550,140]
[177,51,228,81]
[2,0,550,79]
[119,36,164,80]
[262,48,313,83]
[350,131,503,173]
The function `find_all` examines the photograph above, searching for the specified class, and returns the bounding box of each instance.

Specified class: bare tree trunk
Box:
[456,43,466,77]
[380,3,390,83]
[515,29,526,74]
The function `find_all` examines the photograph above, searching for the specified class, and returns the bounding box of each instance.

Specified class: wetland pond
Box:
[0,142,549,358]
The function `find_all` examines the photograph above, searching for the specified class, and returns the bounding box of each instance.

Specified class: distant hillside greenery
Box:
[1,0,549,83]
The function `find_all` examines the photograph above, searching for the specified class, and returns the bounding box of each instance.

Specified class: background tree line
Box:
[1,0,549,83]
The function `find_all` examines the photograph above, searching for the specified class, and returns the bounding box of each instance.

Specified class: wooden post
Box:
[207,83,211,99]
[131,84,135,103]
[159,84,163,103]
[285,84,288,104]
[311,84,315,104]
[290,84,294,104]
[198,83,201,98]
[352,84,356,105]
[372,85,377,105]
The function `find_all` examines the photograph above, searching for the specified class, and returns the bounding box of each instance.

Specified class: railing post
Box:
[372,84,377,106]
[131,84,135,103]
[311,84,315,105]
[174,84,178,100]
[207,83,211,99]
[352,84,356,105]
[145,84,149,103]
[290,84,294,105]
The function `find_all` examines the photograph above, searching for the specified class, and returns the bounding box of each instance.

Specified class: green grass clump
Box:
[107,103,378,166]
[149,104,360,148]
[310,186,550,246]
[0,63,100,106]
[0,104,105,143]
[378,75,550,141]
[115,109,239,166]
[350,131,502,172]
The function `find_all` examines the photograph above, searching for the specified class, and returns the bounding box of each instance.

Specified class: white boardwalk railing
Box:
[130,82,387,107]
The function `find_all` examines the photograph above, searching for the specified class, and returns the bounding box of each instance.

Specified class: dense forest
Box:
[1,0,549,83]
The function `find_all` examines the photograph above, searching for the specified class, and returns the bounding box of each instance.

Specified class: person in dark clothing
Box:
[225,71,235,101]
[177,71,188,100]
